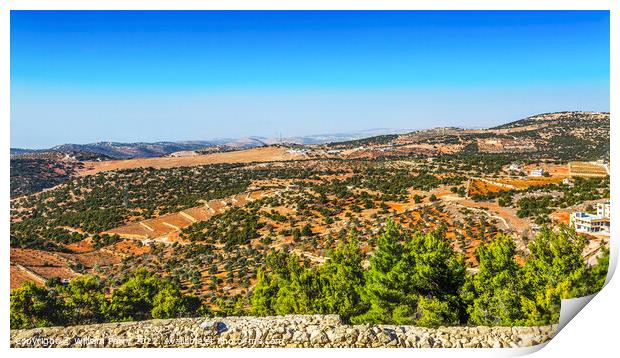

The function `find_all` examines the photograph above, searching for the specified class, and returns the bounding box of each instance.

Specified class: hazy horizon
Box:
[11,11,610,149]
[9,109,608,150]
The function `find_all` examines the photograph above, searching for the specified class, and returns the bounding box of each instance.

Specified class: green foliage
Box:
[520,226,590,325]
[462,235,525,325]
[358,225,465,326]
[250,221,607,328]
[60,275,108,325]
[151,287,201,319]
[10,282,64,329]
[353,220,407,324]
[414,296,460,328]
[320,236,368,321]
[250,268,280,316]
[106,268,200,321]
[10,270,203,329]
[586,246,609,293]
[251,251,325,315]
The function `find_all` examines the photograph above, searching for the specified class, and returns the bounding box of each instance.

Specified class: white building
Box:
[597,201,610,219]
[570,201,610,234]
[508,163,522,172]
[529,168,545,177]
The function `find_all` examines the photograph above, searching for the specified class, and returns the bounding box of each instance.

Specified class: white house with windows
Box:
[597,201,610,219]
[570,201,610,234]
[529,168,545,177]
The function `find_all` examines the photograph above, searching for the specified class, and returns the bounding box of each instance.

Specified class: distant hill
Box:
[9,112,609,197]
[325,111,609,162]
[490,111,610,160]
[10,151,111,198]
[49,141,221,159]
[11,128,409,160]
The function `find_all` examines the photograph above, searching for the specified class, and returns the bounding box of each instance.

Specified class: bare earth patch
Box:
[78,147,305,175]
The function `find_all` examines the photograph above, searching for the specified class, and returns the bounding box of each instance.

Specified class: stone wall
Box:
[10,315,557,348]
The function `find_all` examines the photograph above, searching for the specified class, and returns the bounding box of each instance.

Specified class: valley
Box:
[9,111,611,328]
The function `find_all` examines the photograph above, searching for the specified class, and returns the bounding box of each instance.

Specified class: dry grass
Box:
[79,147,305,175]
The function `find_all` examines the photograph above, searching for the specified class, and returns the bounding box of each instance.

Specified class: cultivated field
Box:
[569,161,609,177]
[78,147,306,175]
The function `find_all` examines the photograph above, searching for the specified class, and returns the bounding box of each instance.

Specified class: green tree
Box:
[250,251,324,315]
[463,235,525,325]
[105,269,163,321]
[105,268,200,321]
[151,286,201,319]
[320,236,367,321]
[414,296,460,328]
[272,258,323,315]
[250,268,279,315]
[10,282,64,329]
[396,231,466,326]
[61,275,107,325]
[353,220,408,324]
[584,246,610,294]
[520,226,589,325]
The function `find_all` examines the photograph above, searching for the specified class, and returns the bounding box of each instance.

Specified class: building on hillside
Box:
[529,168,545,177]
[508,163,522,172]
[570,201,610,234]
[597,201,610,219]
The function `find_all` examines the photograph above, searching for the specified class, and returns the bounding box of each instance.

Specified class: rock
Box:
[309,330,329,345]
[199,320,227,335]
[9,315,558,348]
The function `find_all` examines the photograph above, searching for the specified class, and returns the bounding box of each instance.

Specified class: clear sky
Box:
[11,10,609,149]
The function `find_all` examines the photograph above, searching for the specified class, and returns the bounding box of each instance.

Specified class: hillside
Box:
[10,111,610,332]
[10,151,111,198]
[323,111,609,161]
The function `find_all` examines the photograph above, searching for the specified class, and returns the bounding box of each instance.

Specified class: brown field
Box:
[105,190,272,241]
[57,250,121,269]
[78,147,305,175]
[467,179,509,197]
[569,161,609,177]
[64,238,96,253]
[10,265,45,289]
[501,177,564,189]
[11,248,77,289]
[468,176,564,197]
[11,248,71,267]
[551,211,570,225]
[29,266,79,281]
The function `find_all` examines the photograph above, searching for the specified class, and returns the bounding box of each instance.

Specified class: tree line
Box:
[10,269,204,329]
[11,221,608,330]
[250,221,608,326]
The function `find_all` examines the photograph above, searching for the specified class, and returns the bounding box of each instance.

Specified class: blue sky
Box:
[11,11,609,149]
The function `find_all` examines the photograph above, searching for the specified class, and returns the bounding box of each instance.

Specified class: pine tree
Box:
[585,246,610,293]
[10,281,64,329]
[60,275,107,325]
[353,220,407,324]
[250,268,279,315]
[321,236,367,321]
[251,251,324,315]
[397,230,466,326]
[463,235,525,325]
[520,226,589,325]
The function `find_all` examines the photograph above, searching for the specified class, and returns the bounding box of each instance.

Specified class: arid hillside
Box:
[78,146,307,176]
